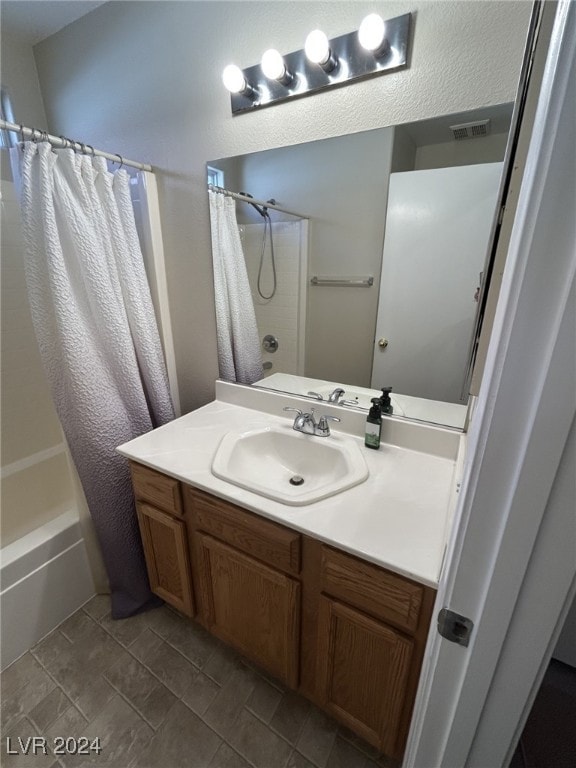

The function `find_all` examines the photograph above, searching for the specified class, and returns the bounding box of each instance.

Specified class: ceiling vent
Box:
[449,118,491,140]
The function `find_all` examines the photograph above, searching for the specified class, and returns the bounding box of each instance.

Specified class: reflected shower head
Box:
[240,191,266,217]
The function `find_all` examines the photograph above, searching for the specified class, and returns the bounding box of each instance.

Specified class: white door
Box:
[406,3,576,766]
[371,164,502,403]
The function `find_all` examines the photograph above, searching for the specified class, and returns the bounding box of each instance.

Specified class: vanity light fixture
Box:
[304,29,338,73]
[358,13,390,57]
[225,11,411,114]
[222,64,257,97]
[261,49,294,85]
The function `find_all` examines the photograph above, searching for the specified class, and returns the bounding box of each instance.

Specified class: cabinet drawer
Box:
[186,488,301,575]
[131,462,182,516]
[320,546,424,634]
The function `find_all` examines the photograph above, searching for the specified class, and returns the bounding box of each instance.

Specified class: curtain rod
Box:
[0,119,153,173]
[208,184,308,219]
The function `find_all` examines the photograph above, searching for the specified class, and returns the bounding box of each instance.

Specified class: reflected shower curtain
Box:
[17,142,175,618]
[209,190,263,383]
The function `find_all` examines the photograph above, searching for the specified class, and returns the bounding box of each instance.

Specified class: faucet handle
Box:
[283,407,303,416]
[317,414,341,436]
[307,391,324,400]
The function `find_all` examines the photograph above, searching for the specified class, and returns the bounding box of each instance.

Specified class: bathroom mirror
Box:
[208,103,513,429]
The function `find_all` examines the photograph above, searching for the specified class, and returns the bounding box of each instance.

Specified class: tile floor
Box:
[1,596,398,768]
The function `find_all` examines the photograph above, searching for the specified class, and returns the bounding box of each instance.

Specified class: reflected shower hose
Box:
[257,211,277,300]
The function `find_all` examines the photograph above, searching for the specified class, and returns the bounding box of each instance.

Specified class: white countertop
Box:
[118,385,464,589]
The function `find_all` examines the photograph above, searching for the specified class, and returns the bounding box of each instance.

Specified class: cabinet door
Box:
[136,502,194,617]
[198,534,300,687]
[317,596,413,756]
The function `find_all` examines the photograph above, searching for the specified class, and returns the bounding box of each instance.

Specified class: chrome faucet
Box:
[327,387,346,403]
[283,407,341,437]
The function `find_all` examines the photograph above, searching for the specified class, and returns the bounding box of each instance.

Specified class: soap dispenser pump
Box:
[380,387,393,415]
[365,398,382,450]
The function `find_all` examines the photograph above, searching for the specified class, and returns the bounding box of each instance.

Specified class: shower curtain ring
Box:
[115,154,124,169]
[87,145,95,157]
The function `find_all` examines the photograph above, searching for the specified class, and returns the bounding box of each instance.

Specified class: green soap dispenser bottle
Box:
[380,387,393,415]
[365,398,382,450]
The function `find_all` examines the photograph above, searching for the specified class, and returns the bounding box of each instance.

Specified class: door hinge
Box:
[437,608,474,647]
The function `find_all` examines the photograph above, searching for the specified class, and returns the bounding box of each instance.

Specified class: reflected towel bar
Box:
[310,276,374,287]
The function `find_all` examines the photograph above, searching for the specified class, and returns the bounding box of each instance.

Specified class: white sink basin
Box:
[212,426,369,506]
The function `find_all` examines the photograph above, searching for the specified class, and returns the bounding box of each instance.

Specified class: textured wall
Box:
[31,1,533,412]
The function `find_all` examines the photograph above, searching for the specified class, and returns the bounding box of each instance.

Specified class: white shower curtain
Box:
[17,141,175,618]
[209,190,263,384]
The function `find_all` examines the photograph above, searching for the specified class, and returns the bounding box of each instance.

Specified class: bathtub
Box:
[0,510,95,670]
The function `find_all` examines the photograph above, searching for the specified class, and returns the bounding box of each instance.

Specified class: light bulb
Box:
[222,64,247,94]
[358,13,386,53]
[261,49,286,80]
[305,29,330,65]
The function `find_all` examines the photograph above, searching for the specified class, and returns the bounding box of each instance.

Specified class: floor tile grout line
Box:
[27,636,325,768]
[82,597,292,703]
[90,605,218,681]
[85,596,290,695]
[34,599,381,766]
[242,696,308,751]
[210,686,311,768]
[101,673,175,733]
[27,688,76,734]
[30,641,117,726]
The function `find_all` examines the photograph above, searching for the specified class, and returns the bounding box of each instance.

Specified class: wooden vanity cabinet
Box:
[130,463,194,617]
[315,546,436,757]
[184,487,302,688]
[129,462,436,761]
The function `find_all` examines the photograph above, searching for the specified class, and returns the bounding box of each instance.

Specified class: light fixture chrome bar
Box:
[208,184,308,219]
[0,119,152,172]
[310,276,374,287]
[229,12,411,115]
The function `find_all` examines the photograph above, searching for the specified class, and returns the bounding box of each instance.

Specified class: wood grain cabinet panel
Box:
[186,487,301,575]
[320,545,423,634]
[316,596,413,756]
[136,502,194,617]
[197,533,300,688]
[131,462,183,516]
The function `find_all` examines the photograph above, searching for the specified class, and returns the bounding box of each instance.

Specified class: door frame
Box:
[405,2,576,765]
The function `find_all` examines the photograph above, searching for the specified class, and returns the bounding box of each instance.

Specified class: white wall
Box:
[233,128,394,386]
[27,0,533,412]
[414,132,509,170]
